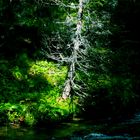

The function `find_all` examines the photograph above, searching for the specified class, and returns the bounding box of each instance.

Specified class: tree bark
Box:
[62,0,84,99]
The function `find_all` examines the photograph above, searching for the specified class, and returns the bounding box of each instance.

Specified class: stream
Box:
[1,112,140,140]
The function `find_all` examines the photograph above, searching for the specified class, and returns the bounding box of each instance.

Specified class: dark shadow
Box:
[110,0,140,105]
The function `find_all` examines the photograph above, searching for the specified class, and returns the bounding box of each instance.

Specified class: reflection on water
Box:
[0,126,38,140]
[1,113,140,140]
[0,125,57,140]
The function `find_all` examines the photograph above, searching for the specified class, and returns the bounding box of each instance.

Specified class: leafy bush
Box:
[0,54,78,126]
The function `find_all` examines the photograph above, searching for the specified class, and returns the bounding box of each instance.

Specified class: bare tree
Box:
[62,0,84,99]
[39,0,90,99]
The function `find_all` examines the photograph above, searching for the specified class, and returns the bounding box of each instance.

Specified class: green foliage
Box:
[38,91,70,121]
[0,0,140,124]
[0,54,76,126]
[25,112,35,126]
[29,60,67,86]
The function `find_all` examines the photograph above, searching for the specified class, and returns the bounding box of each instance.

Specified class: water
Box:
[1,112,140,140]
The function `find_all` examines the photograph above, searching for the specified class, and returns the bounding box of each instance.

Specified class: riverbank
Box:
[1,112,140,140]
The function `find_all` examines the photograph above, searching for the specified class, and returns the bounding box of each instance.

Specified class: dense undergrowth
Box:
[0,50,138,126]
[0,53,78,126]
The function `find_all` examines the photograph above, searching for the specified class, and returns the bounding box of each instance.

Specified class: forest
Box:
[0,0,140,139]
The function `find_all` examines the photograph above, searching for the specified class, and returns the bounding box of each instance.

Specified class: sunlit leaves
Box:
[0,54,70,126]
[25,112,35,126]
[38,91,71,120]
[12,66,23,81]
[29,60,67,86]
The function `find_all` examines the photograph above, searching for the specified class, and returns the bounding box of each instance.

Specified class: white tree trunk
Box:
[62,0,84,99]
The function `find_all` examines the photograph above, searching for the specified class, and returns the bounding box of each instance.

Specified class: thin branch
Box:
[35,0,78,9]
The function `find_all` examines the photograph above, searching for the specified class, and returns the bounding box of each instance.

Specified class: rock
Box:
[83,133,138,140]
[84,133,108,140]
